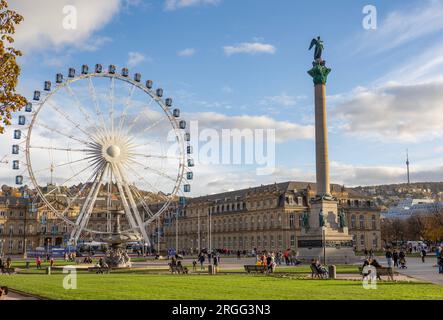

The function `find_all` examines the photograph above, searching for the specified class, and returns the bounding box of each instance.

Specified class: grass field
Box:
[1,273,443,300]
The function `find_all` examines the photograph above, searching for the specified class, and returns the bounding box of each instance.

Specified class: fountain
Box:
[102,209,141,268]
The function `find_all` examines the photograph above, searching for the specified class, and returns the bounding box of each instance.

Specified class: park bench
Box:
[87,266,110,274]
[0,267,16,275]
[359,266,394,281]
[244,265,266,273]
[310,265,328,279]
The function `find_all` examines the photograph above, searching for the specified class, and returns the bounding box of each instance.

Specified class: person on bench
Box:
[311,259,328,278]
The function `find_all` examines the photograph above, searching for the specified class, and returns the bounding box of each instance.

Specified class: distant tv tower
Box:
[406,149,410,185]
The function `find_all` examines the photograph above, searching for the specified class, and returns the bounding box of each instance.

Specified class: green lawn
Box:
[1,273,443,300]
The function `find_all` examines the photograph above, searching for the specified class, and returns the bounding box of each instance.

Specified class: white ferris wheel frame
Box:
[23,71,189,245]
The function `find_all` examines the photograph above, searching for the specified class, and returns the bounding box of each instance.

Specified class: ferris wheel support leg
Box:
[112,164,140,236]
[116,164,151,246]
[70,166,106,243]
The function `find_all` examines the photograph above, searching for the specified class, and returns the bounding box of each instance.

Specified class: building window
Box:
[372,234,378,247]
[351,215,356,228]
[289,214,295,228]
[360,234,365,246]
[290,235,296,247]
[359,215,365,229]
[371,215,376,229]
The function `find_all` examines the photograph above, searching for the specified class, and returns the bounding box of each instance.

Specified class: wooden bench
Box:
[244,265,266,273]
[87,266,110,274]
[359,266,394,281]
[0,267,16,275]
[310,265,328,279]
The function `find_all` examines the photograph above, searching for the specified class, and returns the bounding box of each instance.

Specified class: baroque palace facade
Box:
[0,181,381,255]
[156,181,381,254]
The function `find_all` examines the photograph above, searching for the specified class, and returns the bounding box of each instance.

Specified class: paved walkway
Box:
[374,256,443,286]
[2,290,40,300]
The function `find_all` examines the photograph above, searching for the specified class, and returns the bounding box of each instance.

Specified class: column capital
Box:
[308,61,331,85]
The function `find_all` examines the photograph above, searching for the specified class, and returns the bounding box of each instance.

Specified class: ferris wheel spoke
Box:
[109,76,116,134]
[131,153,181,161]
[118,84,136,133]
[30,156,94,175]
[35,122,91,146]
[127,158,177,183]
[142,116,165,133]
[125,98,156,134]
[124,163,170,202]
[41,162,96,197]
[56,168,100,219]
[28,145,89,152]
[88,76,108,135]
[46,101,95,142]
[128,184,155,219]
[64,83,97,132]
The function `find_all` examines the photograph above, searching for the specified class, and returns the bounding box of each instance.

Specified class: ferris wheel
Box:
[11,64,194,246]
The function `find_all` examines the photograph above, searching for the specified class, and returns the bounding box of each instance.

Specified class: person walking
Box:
[36,256,42,269]
[393,250,399,268]
[198,253,205,271]
[420,248,427,263]
[385,248,393,268]
[5,256,11,269]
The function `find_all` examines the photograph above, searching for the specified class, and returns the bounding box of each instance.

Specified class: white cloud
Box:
[178,48,196,57]
[127,51,147,68]
[165,0,220,11]
[356,0,443,54]
[187,111,314,143]
[9,0,126,53]
[332,82,443,142]
[260,93,298,107]
[223,42,277,56]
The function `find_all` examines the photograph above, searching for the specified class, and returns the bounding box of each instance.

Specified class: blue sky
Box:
[3,0,443,195]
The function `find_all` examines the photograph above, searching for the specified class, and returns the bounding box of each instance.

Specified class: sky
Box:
[2,0,443,196]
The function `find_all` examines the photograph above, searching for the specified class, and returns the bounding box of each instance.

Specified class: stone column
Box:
[308,61,331,198]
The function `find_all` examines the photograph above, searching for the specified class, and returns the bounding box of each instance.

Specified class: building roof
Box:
[188,181,370,204]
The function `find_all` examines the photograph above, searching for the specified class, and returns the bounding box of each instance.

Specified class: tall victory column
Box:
[297,37,356,264]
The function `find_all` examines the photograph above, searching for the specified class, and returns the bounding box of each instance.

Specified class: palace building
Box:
[156,181,381,254]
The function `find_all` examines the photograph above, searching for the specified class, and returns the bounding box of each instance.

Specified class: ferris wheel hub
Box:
[106,145,121,158]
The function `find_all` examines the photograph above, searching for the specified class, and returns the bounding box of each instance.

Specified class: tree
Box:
[0,0,27,134]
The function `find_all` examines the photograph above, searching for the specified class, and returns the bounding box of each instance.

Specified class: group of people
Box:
[194,252,221,271]
[63,252,77,262]
[35,255,55,269]
[0,256,12,270]
[385,249,407,269]
[256,253,277,273]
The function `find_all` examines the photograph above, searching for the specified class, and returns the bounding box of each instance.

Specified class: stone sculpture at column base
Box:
[297,199,356,264]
